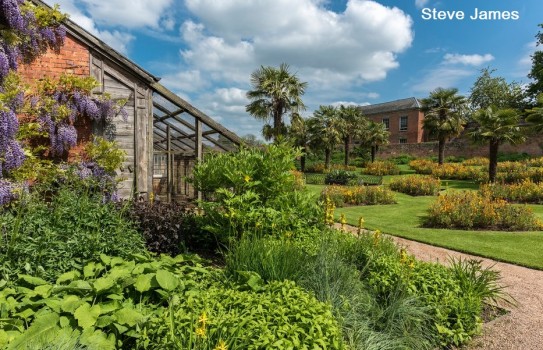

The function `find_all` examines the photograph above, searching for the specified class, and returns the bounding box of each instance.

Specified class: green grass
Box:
[307,182,543,270]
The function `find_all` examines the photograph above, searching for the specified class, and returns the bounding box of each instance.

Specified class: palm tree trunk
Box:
[371,146,376,163]
[438,137,446,165]
[488,140,500,183]
[300,147,306,172]
[325,148,331,169]
[344,136,351,166]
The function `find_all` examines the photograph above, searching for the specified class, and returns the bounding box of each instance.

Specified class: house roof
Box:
[33,0,242,148]
[358,97,422,115]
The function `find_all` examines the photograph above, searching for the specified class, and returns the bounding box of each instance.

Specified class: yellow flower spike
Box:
[357,217,365,236]
[198,312,208,326]
[195,326,206,338]
[214,340,228,350]
[340,213,347,232]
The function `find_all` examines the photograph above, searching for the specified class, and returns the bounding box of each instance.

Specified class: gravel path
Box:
[391,236,543,350]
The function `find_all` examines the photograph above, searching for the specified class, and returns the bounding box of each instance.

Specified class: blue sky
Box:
[44,0,543,138]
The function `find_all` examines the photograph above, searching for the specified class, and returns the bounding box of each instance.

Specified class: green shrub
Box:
[193,144,324,243]
[0,186,145,282]
[225,232,436,350]
[363,161,400,176]
[387,154,416,165]
[0,254,344,350]
[389,175,441,196]
[325,169,357,185]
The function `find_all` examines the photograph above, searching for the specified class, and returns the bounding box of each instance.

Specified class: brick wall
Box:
[367,109,425,144]
[18,34,92,159]
[377,134,543,159]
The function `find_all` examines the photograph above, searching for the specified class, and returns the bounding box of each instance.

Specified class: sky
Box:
[43,0,543,138]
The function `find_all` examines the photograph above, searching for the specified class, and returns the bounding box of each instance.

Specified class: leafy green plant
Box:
[0,185,145,281]
[0,254,344,350]
[321,185,396,207]
[325,169,357,185]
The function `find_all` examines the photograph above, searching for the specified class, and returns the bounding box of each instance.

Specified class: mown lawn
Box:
[307,182,543,269]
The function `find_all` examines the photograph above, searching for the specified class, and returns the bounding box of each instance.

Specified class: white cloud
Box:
[181,0,413,84]
[415,0,430,9]
[159,70,208,93]
[76,0,174,29]
[443,53,494,66]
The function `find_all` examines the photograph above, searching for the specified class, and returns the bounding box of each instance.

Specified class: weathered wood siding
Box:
[90,54,152,198]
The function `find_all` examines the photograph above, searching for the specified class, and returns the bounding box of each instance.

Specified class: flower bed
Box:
[389,175,441,196]
[363,161,400,176]
[482,180,543,204]
[423,191,543,231]
[322,185,396,207]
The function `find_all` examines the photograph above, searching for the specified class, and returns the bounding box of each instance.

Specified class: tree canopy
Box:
[246,63,307,141]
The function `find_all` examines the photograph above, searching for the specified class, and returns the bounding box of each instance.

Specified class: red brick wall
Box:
[367,109,425,144]
[18,34,92,160]
[19,34,90,81]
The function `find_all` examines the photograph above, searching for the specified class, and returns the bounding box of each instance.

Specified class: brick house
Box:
[359,97,427,144]
[19,0,241,201]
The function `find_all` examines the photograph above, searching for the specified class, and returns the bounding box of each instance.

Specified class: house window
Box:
[382,118,390,130]
[399,116,408,131]
[399,138,408,144]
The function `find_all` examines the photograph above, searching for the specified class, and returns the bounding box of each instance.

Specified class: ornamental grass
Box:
[389,175,441,196]
[423,190,543,231]
[321,185,396,207]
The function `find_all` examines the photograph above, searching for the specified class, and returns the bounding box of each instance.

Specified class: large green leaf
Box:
[74,303,101,329]
[61,295,84,313]
[93,276,116,294]
[134,273,155,293]
[79,328,116,350]
[113,307,144,327]
[7,312,60,350]
[17,274,48,286]
[155,270,179,291]
[56,270,81,284]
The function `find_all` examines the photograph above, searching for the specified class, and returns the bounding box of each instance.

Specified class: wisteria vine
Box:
[1,1,127,206]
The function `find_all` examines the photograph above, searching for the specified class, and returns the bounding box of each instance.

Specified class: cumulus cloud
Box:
[181,0,413,84]
[443,53,495,66]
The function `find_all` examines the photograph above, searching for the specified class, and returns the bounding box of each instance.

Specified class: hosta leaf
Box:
[155,270,178,291]
[80,328,116,350]
[93,277,115,294]
[61,295,84,313]
[56,270,81,284]
[7,312,60,350]
[113,307,144,327]
[18,275,48,286]
[34,285,52,297]
[134,273,155,293]
[74,303,101,329]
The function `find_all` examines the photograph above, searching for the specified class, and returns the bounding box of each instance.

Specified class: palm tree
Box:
[246,63,307,141]
[526,94,543,132]
[469,107,526,182]
[364,121,390,163]
[307,105,345,169]
[421,88,467,165]
[288,115,310,172]
[338,105,368,166]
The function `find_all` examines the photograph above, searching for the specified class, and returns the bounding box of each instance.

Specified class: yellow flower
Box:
[195,326,206,338]
[244,175,251,183]
[198,312,208,326]
[214,340,228,350]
